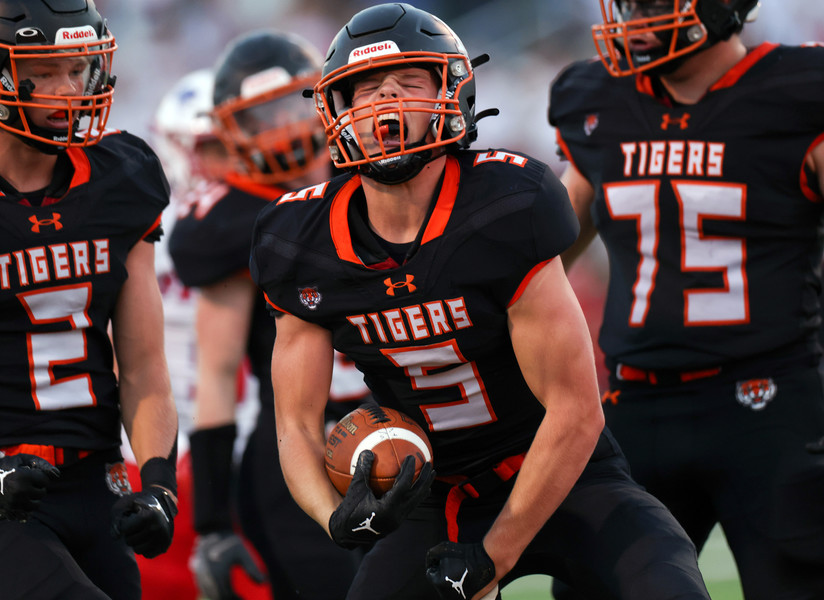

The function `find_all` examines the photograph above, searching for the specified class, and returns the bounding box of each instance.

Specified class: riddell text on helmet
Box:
[55,26,98,45]
[348,40,400,63]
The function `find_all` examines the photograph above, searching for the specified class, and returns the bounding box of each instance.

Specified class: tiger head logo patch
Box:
[105,462,132,496]
[584,113,599,136]
[298,286,321,310]
[735,378,776,411]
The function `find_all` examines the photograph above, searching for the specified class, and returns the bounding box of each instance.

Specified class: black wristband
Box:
[140,436,178,497]
[189,424,236,533]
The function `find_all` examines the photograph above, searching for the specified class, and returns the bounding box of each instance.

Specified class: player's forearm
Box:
[120,367,178,468]
[483,401,602,576]
[277,422,342,535]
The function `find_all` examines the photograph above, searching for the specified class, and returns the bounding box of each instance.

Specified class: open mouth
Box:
[46,110,70,128]
[627,37,662,52]
[373,112,405,151]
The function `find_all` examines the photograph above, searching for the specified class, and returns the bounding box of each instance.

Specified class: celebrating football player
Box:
[549,0,824,598]
[0,1,178,599]
[250,3,711,599]
[169,29,368,600]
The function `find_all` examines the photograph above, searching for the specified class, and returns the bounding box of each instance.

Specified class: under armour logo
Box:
[29,212,63,233]
[660,113,690,130]
[351,511,380,535]
[384,274,416,296]
[0,468,15,495]
[445,569,469,599]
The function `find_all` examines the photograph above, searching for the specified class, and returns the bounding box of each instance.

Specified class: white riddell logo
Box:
[348,40,400,63]
[445,569,469,599]
[351,511,380,535]
[0,468,15,495]
[55,26,98,45]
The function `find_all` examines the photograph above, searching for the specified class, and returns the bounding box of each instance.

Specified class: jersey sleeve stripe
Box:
[801,132,824,203]
[507,258,554,308]
[263,292,291,315]
[139,213,164,241]
[555,130,581,175]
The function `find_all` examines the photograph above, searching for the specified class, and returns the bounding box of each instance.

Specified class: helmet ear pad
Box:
[695,0,760,41]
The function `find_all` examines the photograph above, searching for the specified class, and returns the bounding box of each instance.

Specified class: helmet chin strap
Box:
[1,116,73,154]
[359,133,435,185]
[628,21,709,76]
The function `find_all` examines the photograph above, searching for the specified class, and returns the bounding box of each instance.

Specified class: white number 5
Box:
[382,339,497,432]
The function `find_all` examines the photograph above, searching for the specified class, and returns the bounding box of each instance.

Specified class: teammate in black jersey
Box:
[0,2,178,599]
[549,1,824,598]
[169,30,365,600]
[250,4,710,599]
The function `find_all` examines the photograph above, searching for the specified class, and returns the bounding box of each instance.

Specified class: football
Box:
[325,404,433,496]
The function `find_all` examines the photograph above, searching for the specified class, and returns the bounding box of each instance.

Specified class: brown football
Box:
[325,404,433,497]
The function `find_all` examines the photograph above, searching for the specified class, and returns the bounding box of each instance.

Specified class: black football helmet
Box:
[313,3,480,184]
[593,0,760,76]
[0,0,116,152]
[212,29,326,186]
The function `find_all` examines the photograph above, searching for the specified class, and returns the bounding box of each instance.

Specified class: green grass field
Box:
[501,525,743,600]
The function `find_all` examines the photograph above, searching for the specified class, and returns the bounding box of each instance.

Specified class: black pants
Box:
[557,365,824,600]
[0,449,139,600]
[347,429,709,600]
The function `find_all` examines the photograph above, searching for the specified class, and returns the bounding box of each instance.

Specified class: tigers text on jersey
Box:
[251,150,579,475]
[0,132,169,449]
[550,43,824,370]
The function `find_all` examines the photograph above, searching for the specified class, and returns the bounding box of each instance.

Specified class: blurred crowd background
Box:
[97,0,824,164]
[96,0,824,389]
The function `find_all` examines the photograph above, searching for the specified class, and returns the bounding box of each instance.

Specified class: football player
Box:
[0,1,178,599]
[168,29,367,600]
[549,0,824,598]
[250,3,711,599]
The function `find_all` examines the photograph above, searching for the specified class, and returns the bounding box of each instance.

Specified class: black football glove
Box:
[111,486,178,558]
[0,454,60,521]
[190,530,266,600]
[426,541,496,600]
[328,449,434,549]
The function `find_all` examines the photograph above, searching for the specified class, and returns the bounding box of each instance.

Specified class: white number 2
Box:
[17,283,97,410]
[382,339,496,432]
[604,180,748,327]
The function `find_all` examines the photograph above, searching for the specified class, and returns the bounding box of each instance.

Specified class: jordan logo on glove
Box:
[0,468,15,495]
[445,569,469,599]
[351,511,380,535]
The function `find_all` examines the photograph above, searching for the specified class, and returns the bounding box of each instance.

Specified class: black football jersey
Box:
[251,150,578,475]
[169,173,283,410]
[550,43,824,370]
[0,132,169,449]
